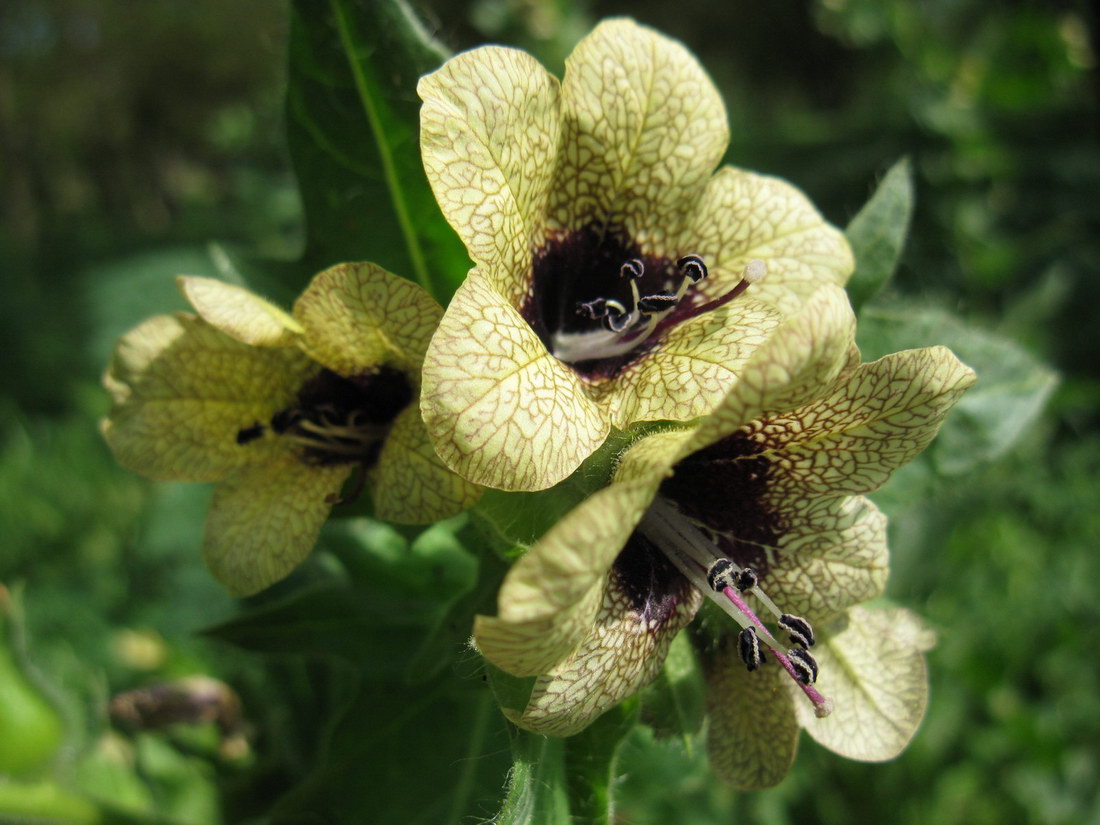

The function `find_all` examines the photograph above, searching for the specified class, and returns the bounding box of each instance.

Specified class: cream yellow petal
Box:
[293,262,442,377]
[682,284,857,461]
[752,345,977,501]
[601,299,781,429]
[706,646,800,790]
[506,572,700,737]
[685,166,854,315]
[421,272,607,491]
[549,18,728,246]
[791,606,932,761]
[178,276,303,346]
[418,47,560,306]
[756,495,888,624]
[369,405,482,524]
[103,314,314,482]
[203,455,351,596]
[612,427,695,486]
[474,480,657,676]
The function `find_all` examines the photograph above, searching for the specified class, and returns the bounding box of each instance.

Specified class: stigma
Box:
[550,255,766,364]
[639,497,833,718]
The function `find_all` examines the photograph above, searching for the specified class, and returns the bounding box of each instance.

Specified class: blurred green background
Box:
[1,0,1098,823]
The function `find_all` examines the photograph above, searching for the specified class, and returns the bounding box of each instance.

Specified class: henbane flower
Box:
[102,263,481,596]
[417,18,853,491]
[473,284,975,788]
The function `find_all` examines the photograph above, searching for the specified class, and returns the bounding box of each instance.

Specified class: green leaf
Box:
[487,675,638,824]
[205,517,481,677]
[845,157,914,312]
[404,528,510,683]
[564,702,638,825]
[473,429,634,552]
[857,302,1057,477]
[204,583,431,676]
[495,731,571,825]
[638,631,706,740]
[269,674,511,825]
[287,0,470,301]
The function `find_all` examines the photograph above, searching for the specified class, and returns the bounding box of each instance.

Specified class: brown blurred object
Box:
[109,675,250,760]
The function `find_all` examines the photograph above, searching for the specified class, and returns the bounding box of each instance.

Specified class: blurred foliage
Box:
[1,0,1097,822]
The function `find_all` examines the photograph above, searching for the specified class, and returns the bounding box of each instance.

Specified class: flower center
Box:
[523,226,765,379]
[235,367,412,468]
[638,496,832,718]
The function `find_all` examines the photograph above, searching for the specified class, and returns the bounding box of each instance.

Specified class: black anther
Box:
[637,292,679,314]
[604,310,632,333]
[706,558,736,592]
[236,423,265,445]
[677,254,708,283]
[270,409,301,434]
[738,626,767,672]
[787,647,819,685]
[619,258,645,280]
[734,566,758,592]
[576,298,608,319]
[779,614,815,649]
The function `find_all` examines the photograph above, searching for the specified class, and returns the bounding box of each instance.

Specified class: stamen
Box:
[282,434,367,456]
[706,558,737,592]
[743,577,785,621]
[236,423,264,445]
[604,306,632,333]
[576,297,608,320]
[786,647,820,685]
[638,499,832,716]
[734,566,758,592]
[270,409,301,434]
[620,259,645,280]
[550,255,766,365]
[779,614,815,649]
[717,581,830,713]
[637,292,679,315]
[676,259,768,321]
[677,254,708,284]
[737,626,767,671]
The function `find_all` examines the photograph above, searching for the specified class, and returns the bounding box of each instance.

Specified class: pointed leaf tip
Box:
[846,157,915,311]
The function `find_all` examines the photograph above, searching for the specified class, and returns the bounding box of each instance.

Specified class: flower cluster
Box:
[102,17,974,788]
[474,285,973,787]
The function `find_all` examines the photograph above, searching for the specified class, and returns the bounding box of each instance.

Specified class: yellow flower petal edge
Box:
[550,18,728,244]
[707,648,800,790]
[754,346,978,502]
[419,47,561,307]
[759,495,889,624]
[293,262,443,378]
[789,606,934,761]
[102,313,314,482]
[178,276,303,347]
[506,577,700,737]
[203,455,351,597]
[599,298,782,429]
[685,166,855,315]
[420,271,608,491]
[677,283,858,463]
[370,405,482,524]
[474,479,661,676]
